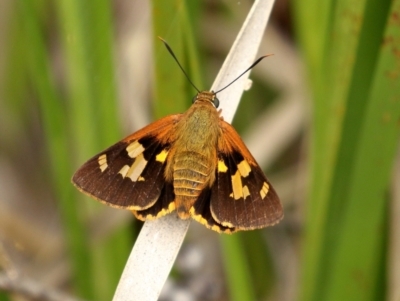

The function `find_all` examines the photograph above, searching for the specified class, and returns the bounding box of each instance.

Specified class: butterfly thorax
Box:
[165,92,222,219]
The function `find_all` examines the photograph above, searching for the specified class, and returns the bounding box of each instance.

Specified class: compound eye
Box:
[192,95,197,103]
[213,97,220,108]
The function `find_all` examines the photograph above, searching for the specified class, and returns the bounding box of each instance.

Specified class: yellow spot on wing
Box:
[231,170,243,200]
[237,160,251,177]
[242,185,250,199]
[189,207,208,226]
[260,182,269,199]
[230,171,250,200]
[138,202,176,220]
[126,141,145,158]
[118,153,147,182]
[211,225,222,232]
[168,202,176,211]
[98,154,108,172]
[192,207,235,233]
[190,207,224,232]
[119,165,129,178]
[218,160,228,172]
[156,149,169,163]
[220,221,235,228]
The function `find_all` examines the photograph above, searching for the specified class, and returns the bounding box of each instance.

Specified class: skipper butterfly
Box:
[72,39,283,233]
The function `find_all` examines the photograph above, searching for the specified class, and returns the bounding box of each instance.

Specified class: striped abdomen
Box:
[173,151,213,219]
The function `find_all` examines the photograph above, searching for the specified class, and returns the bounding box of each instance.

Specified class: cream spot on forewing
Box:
[156,149,169,163]
[119,165,130,178]
[231,170,243,200]
[260,182,269,199]
[98,154,108,172]
[237,160,251,177]
[118,153,147,182]
[242,185,250,199]
[218,160,228,172]
[126,141,145,158]
[230,171,250,200]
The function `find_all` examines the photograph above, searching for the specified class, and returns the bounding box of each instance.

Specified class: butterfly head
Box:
[192,91,220,108]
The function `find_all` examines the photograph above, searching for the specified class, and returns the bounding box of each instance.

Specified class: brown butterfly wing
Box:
[72,115,181,211]
[209,120,283,231]
[132,181,176,220]
[190,187,236,233]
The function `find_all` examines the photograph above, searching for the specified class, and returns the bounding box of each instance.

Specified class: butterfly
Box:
[72,39,283,233]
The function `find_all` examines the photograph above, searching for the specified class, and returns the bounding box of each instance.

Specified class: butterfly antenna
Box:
[214,54,273,94]
[158,37,200,93]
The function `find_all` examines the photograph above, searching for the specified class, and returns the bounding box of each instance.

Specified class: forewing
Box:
[210,120,283,231]
[72,115,180,210]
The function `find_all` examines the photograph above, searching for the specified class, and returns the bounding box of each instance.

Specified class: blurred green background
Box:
[0,0,399,301]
